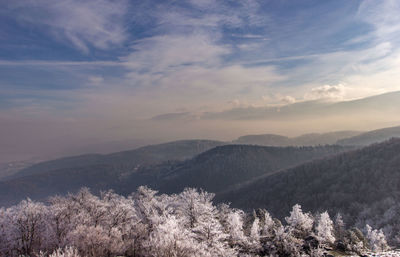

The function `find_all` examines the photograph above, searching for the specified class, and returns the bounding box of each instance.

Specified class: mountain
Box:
[292,131,362,145]
[151,144,350,195]
[234,131,361,146]
[233,134,291,146]
[0,144,352,207]
[337,125,400,146]
[200,91,400,121]
[216,138,400,239]
[6,139,225,180]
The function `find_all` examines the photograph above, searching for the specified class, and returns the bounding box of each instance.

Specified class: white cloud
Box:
[358,0,400,40]
[7,0,128,52]
[115,32,283,113]
[304,84,347,101]
[122,33,230,73]
[280,95,297,104]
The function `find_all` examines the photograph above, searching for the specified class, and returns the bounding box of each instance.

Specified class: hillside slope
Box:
[152,144,350,194]
[217,139,400,238]
[0,144,352,206]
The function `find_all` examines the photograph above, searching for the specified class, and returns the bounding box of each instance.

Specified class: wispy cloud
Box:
[0,60,124,66]
[122,33,230,73]
[357,0,400,41]
[5,0,128,53]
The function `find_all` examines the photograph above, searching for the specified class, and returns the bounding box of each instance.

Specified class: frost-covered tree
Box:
[66,224,124,257]
[130,186,166,255]
[344,227,367,255]
[316,211,335,245]
[175,188,236,256]
[334,213,346,242]
[261,211,275,238]
[244,214,261,255]
[225,209,248,248]
[146,215,201,257]
[0,207,10,256]
[272,225,303,257]
[366,224,389,252]
[285,204,313,238]
[2,199,50,256]
[250,217,260,242]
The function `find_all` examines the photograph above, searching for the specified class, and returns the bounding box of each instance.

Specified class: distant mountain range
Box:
[5,139,225,180]
[3,123,400,205]
[233,131,361,146]
[5,122,400,181]
[212,90,400,120]
[152,91,400,121]
[337,125,400,146]
[234,125,400,147]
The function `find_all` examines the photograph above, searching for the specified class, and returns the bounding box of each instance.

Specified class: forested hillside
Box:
[218,138,400,243]
[151,144,350,194]
[0,145,351,206]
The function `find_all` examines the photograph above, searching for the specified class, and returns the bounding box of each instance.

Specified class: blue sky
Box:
[1,0,400,161]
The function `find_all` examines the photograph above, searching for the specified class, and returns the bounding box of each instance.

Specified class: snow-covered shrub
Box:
[366,224,389,252]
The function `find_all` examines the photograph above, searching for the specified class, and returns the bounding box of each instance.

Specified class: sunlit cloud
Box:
[304,84,348,101]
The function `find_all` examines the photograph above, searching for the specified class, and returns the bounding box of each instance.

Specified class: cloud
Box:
[88,76,104,86]
[6,0,128,52]
[261,94,297,105]
[115,32,283,113]
[358,0,400,40]
[158,0,267,29]
[280,95,297,104]
[0,60,123,66]
[151,112,198,121]
[304,84,347,101]
[122,33,230,73]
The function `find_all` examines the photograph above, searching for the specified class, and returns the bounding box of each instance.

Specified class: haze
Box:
[1,0,400,162]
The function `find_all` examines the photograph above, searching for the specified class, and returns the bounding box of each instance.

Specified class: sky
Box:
[1,0,400,161]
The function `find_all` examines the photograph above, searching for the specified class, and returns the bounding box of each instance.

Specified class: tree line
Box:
[0,187,389,257]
